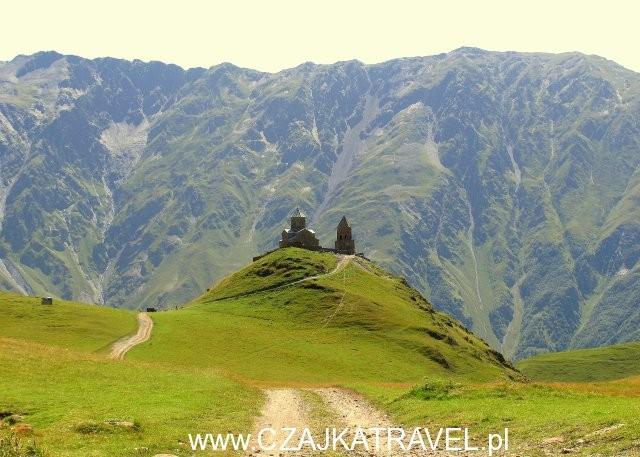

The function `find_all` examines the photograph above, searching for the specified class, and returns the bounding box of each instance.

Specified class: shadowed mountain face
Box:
[1,48,639,359]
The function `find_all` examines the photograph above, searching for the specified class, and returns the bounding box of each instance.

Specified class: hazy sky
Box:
[2,0,638,73]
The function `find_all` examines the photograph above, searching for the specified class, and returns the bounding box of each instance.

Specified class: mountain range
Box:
[1,48,639,359]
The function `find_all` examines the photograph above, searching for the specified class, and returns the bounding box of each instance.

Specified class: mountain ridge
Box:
[10,46,638,76]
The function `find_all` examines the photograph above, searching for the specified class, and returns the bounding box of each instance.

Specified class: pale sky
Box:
[2,0,639,73]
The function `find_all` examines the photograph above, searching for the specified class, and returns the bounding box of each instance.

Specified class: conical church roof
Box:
[292,207,305,218]
[338,216,350,228]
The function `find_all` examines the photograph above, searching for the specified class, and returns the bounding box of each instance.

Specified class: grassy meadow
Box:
[516,341,640,382]
[357,380,640,457]
[0,292,259,456]
[1,248,639,456]
[0,291,137,353]
[0,338,259,456]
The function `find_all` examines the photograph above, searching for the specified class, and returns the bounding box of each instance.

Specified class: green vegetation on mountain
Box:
[517,341,640,382]
[207,248,338,300]
[1,49,640,359]
[0,249,517,455]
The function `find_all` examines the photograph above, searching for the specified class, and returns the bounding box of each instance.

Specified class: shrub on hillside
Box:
[402,380,462,401]
[0,432,46,457]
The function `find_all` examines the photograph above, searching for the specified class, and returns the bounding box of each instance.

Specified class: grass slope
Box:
[130,248,519,384]
[0,291,137,352]
[0,290,259,456]
[0,338,258,456]
[359,380,640,457]
[517,341,640,382]
[207,248,339,300]
[2,248,639,456]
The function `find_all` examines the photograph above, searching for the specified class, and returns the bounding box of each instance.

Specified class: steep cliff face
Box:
[1,48,639,358]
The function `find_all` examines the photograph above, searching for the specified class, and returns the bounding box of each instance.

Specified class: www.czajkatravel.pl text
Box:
[189,427,509,454]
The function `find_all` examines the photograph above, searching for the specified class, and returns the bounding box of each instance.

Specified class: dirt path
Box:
[313,388,391,429]
[315,388,429,456]
[109,312,153,360]
[245,387,472,457]
[245,389,312,456]
[289,254,353,286]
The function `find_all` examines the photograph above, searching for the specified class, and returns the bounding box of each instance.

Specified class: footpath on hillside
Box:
[244,387,473,457]
[244,255,464,456]
[108,312,153,360]
[289,254,353,285]
[242,254,479,456]
[107,255,352,361]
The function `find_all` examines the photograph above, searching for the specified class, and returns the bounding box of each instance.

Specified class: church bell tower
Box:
[335,216,355,254]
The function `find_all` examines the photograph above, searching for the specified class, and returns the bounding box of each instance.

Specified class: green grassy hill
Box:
[0,248,518,456]
[517,341,640,382]
[130,248,519,383]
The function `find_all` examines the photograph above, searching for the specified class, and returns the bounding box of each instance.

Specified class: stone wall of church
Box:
[335,237,355,254]
[293,231,320,249]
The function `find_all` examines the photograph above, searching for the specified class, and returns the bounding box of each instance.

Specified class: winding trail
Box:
[211,255,354,303]
[289,254,353,286]
[109,312,153,360]
[242,255,354,360]
[242,254,478,456]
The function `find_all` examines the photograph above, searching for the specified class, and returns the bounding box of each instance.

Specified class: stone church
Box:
[279,208,320,250]
[279,208,356,255]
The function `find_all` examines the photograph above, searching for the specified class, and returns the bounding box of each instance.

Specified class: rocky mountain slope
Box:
[1,48,639,359]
